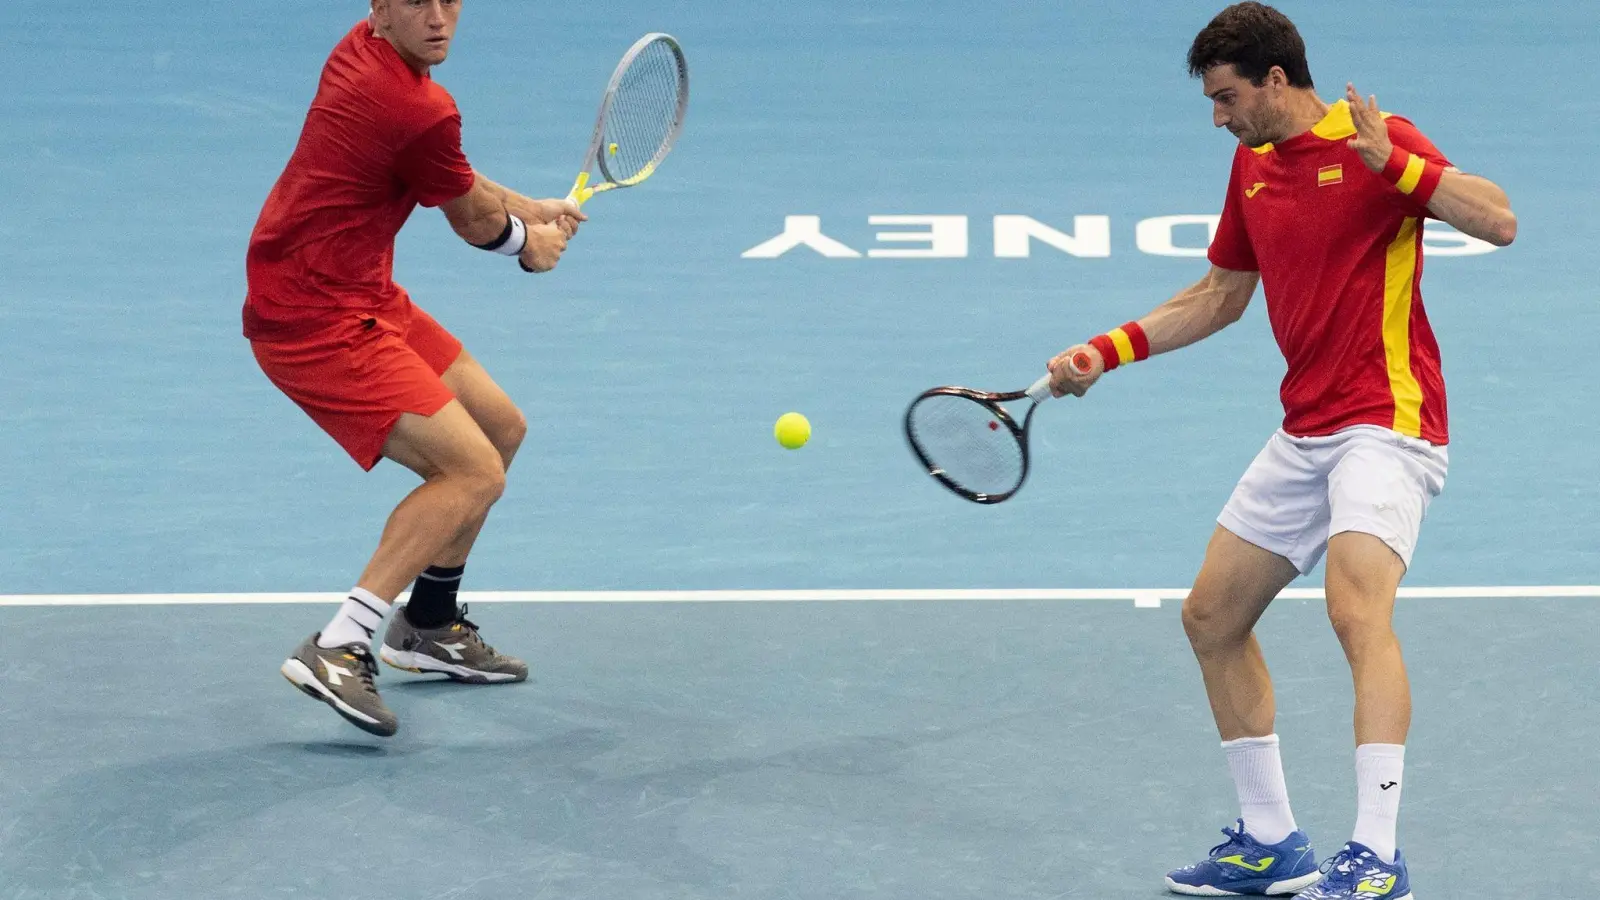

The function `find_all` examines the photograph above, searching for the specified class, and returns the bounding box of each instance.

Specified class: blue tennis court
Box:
[2,1,1596,897]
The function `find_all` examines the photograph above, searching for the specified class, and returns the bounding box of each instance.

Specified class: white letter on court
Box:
[741,216,862,259]
[866,216,969,259]
[993,215,1111,258]
[1135,214,1221,258]
[1422,221,1498,257]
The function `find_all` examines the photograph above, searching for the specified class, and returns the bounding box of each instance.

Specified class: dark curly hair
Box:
[1187,2,1313,88]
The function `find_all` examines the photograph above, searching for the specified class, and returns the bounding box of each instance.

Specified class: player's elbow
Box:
[1216,294,1250,328]
[1488,209,1518,247]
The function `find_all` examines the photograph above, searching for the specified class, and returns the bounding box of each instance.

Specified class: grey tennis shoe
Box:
[379,605,528,684]
[280,634,398,737]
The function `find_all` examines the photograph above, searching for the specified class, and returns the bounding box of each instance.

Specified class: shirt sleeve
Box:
[1383,115,1454,217]
[1207,145,1258,272]
[394,114,476,208]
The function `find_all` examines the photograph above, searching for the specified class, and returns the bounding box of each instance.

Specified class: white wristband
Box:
[493,214,527,256]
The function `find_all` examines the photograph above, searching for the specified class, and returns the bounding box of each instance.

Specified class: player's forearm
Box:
[472,172,549,224]
[444,178,512,246]
[1424,172,1517,247]
[1139,272,1254,355]
[1081,269,1255,373]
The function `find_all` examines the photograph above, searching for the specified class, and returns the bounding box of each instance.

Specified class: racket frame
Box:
[903,383,1045,505]
[567,32,689,206]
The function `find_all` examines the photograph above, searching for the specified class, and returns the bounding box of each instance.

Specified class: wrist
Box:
[1381,146,1444,205]
[1087,321,1149,372]
[471,213,527,257]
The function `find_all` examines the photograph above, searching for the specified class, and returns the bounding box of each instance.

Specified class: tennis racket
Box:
[565,33,689,208]
[904,351,1092,504]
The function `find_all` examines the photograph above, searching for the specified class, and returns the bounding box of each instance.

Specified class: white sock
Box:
[317,587,391,650]
[1352,743,1405,863]
[1222,733,1298,844]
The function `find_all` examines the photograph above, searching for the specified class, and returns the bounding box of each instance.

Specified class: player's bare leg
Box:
[357,400,507,599]
[1183,527,1299,741]
[1323,532,1410,744]
[379,351,531,683]
[1165,527,1320,897]
[280,400,505,734]
[1323,531,1410,867]
[429,350,527,568]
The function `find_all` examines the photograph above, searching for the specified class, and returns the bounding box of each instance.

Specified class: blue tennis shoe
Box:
[1166,819,1321,896]
[1292,842,1411,900]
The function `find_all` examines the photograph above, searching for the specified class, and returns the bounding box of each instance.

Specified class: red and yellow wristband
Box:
[1381,146,1445,206]
[1088,321,1149,372]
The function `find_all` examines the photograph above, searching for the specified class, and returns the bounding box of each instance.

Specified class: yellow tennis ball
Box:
[774,412,810,449]
[607,142,618,155]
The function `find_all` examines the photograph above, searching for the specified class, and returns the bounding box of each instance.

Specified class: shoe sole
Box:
[280,658,398,737]
[1164,870,1322,896]
[378,645,526,684]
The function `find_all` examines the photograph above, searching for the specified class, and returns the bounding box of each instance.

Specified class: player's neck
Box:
[1279,89,1332,141]
[372,23,431,75]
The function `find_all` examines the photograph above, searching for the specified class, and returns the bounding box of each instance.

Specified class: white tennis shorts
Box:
[1217,425,1449,574]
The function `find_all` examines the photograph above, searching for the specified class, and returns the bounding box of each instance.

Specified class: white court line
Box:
[1,586,1598,608]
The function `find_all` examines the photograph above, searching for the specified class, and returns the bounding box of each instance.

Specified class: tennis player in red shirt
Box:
[247,0,583,737]
[1046,4,1515,897]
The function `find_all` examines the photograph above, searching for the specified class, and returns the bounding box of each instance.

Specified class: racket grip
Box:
[1025,374,1054,402]
[566,172,593,207]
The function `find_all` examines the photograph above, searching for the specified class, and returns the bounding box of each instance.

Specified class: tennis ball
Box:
[607,142,618,156]
[774,412,810,449]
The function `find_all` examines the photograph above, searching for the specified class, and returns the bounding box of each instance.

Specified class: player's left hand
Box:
[504,196,585,237]
[1344,83,1394,173]
[534,197,585,234]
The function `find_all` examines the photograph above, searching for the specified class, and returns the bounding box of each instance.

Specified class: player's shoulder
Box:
[325,22,460,130]
[1380,110,1420,130]
[1378,109,1434,144]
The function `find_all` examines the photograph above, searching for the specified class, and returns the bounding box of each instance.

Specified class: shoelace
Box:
[452,605,498,656]
[345,646,380,692]
[1208,820,1253,859]
[1316,846,1366,883]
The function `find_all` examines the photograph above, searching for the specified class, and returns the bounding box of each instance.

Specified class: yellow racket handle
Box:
[565,171,595,207]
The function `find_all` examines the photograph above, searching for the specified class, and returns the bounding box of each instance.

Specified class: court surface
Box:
[3,1,1597,898]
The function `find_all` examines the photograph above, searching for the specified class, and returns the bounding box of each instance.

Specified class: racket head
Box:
[904,387,1040,504]
[583,33,688,194]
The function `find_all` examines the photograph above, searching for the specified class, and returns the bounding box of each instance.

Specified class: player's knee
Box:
[1325,597,1393,650]
[442,443,507,512]
[1182,592,1243,651]
[498,410,528,461]
[467,459,508,510]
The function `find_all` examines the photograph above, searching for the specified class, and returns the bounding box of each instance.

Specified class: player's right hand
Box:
[1047,344,1104,397]
[520,222,568,273]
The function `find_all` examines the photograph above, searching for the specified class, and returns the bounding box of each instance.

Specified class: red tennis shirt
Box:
[244,20,476,340]
[1208,99,1452,445]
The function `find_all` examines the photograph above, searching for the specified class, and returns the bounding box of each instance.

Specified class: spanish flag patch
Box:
[1318,164,1343,186]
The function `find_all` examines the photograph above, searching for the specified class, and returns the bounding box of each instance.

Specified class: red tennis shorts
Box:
[251,305,463,470]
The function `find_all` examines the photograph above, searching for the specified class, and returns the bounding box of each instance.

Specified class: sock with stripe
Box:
[1222,733,1299,845]
[404,564,465,629]
[317,587,391,650]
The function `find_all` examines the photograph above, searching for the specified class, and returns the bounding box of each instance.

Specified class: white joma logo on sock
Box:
[434,641,468,660]
[321,660,354,686]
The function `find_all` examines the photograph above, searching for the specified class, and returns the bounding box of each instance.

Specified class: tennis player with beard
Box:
[1047,4,1514,897]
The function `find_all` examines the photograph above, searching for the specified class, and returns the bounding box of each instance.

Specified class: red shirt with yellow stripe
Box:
[1208,99,1452,445]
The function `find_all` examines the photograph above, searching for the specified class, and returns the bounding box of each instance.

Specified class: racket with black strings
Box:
[904,351,1092,504]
